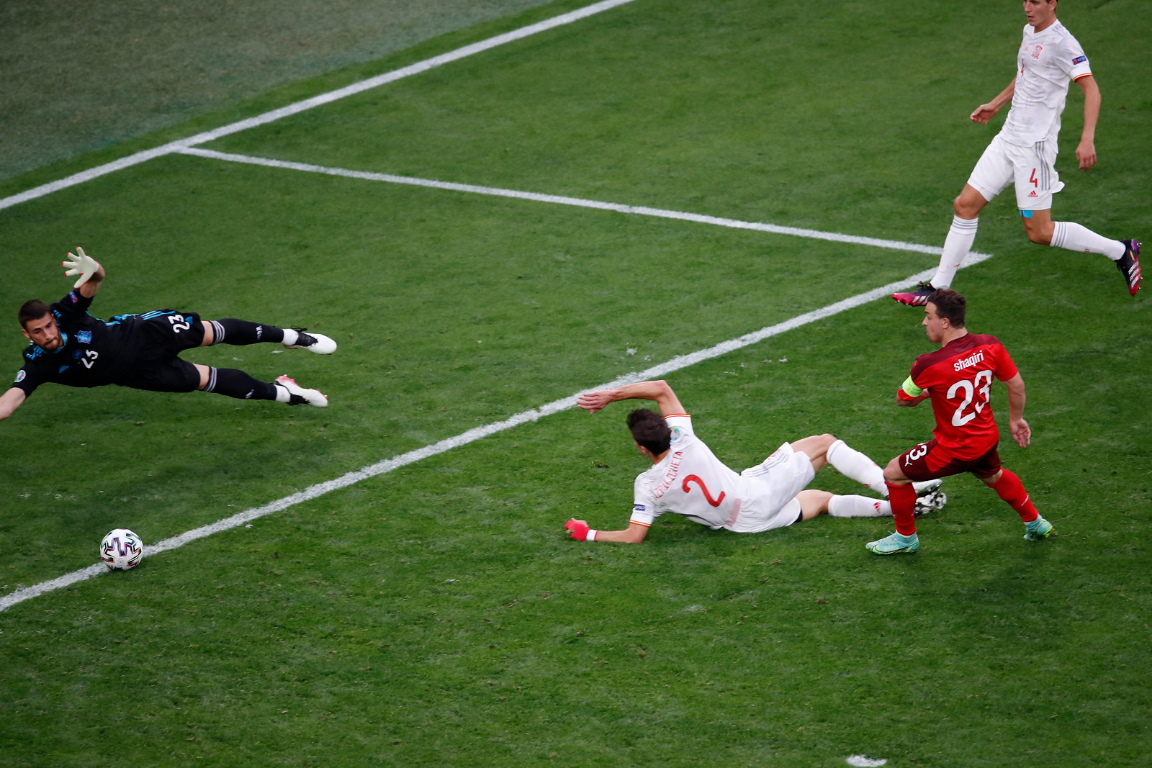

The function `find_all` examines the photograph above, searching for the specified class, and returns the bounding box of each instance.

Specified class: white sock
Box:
[827,439,886,495]
[273,383,291,403]
[828,495,890,518]
[1050,222,1125,259]
[932,216,979,288]
[281,329,300,346]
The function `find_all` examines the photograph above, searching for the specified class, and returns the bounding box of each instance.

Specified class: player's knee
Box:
[882,458,905,485]
[1022,219,1053,245]
[953,194,981,220]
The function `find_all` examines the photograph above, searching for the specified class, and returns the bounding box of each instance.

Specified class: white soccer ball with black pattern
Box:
[100,528,144,570]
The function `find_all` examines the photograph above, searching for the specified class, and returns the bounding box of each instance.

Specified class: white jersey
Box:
[629,415,814,533]
[1000,21,1092,147]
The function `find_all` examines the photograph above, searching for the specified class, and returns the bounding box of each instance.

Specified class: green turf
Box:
[1,0,1150,766]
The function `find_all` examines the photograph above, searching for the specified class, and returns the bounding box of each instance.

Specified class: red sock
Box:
[886,482,918,536]
[989,469,1039,523]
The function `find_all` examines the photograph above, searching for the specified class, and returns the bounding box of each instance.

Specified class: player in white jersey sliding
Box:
[563,379,945,544]
[893,0,1140,306]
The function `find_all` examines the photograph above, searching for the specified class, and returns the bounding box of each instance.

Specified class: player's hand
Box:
[1010,418,1031,448]
[62,247,100,288]
[1075,138,1096,170]
[969,103,998,125]
[565,519,592,541]
[577,390,614,414]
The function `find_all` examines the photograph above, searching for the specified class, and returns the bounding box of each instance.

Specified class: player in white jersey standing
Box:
[893,0,1141,306]
[563,380,945,544]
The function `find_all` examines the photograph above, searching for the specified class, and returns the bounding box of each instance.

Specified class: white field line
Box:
[0,0,639,213]
[178,148,975,256]
[0,259,992,613]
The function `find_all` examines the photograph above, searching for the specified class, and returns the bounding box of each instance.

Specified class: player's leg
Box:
[201,319,337,354]
[1040,216,1141,297]
[1014,143,1140,296]
[977,461,1055,541]
[866,442,947,555]
[795,489,834,521]
[823,436,886,495]
[894,138,1009,306]
[195,363,328,407]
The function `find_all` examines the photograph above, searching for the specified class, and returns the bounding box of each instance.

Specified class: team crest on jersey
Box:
[76,330,92,344]
[1031,44,1043,59]
[14,371,25,383]
[1072,55,1087,65]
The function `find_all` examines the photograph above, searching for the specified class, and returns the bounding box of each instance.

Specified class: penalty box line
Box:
[177,147,986,259]
[0,261,991,614]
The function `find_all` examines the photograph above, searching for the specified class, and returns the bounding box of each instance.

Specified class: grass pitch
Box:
[1,0,1149,766]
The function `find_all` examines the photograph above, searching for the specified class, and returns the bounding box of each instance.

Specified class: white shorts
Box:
[967,133,1062,213]
[732,442,816,533]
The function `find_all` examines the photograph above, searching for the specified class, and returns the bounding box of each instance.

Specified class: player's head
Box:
[923,289,966,344]
[18,300,63,350]
[627,408,671,459]
[1023,0,1058,31]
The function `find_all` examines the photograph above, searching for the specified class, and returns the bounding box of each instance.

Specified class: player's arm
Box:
[1003,372,1031,448]
[1073,75,1100,170]
[62,247,104,298]
[970,79,1016,124]
[895,376,930,407]
[577,379,685,416]
[564,519,650,544]
[0,387,27,422]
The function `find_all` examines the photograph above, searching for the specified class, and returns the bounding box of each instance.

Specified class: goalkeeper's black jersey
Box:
[11,290,155,396]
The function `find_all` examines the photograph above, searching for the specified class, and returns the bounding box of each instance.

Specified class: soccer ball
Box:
[100,528,144,570]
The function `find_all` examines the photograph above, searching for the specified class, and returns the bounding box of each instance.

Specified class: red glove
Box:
[565,519,595,541]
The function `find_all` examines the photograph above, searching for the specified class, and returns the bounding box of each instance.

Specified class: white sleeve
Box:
[630,473,658,526]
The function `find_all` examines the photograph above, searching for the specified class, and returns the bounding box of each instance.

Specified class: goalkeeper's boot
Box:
[866,531,919,555]
[892,282,936,306]
[1023,516,1055,541]
[914,491,946,516]
[284,330,338,354]
[276,375,328,407]
[1116,240,1142,296]
[912,478,943,496]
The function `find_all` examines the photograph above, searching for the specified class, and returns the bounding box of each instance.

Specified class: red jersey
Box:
[898,333,1019,460]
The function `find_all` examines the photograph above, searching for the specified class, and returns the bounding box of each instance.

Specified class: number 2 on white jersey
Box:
[946,370,993,427]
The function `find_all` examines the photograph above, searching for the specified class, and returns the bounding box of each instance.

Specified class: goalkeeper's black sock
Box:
[202,368,278,401]
[208,319,285,346]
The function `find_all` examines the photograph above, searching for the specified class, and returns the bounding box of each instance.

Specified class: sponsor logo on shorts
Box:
[76,330,92,344]
[1072,55,1087,65]
[14,371,25,383]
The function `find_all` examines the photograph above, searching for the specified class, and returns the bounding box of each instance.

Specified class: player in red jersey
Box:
[867,289,1054,555]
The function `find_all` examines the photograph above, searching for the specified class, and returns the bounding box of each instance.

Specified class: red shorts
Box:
[897,439,1001,481]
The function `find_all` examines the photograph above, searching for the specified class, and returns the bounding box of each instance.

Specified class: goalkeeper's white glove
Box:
[62,247,100,288]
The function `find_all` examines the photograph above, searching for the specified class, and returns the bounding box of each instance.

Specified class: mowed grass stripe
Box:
[0,0,638,213]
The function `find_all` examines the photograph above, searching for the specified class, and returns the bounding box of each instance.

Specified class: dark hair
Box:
[627,408,671,456]
[18,300,52,329]
[927,288,966,328]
